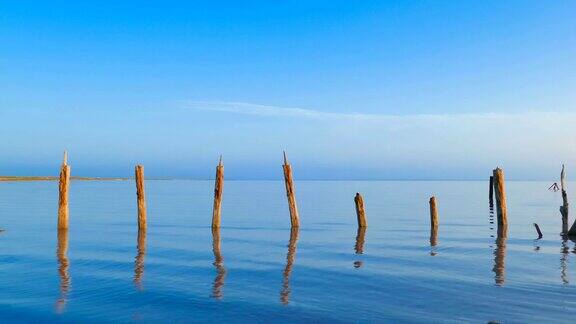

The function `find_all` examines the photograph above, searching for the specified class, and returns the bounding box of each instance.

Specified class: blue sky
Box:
[1,1,575,179]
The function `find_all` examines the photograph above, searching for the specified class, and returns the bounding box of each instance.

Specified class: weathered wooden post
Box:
[492,167,508,232]
[57,151,71,230]
[560,164,569,234]
[135,165,147,230]
[354,193,367,228]
[489,175,494,204]
[212,156,224,229]
[429,196,438,248]
[282,151,300,228]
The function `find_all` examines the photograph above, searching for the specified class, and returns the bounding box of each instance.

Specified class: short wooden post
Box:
[354,193,367,227]
[135,165,147,230]
[282,151,300,228]
[57,151,71,230]
[489,175,494,204]
[429,196,438,236]
[492,167,508,232]
[560,164,569,234]
[212,156,224,229]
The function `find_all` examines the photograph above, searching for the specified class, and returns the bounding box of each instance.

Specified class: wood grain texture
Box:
[492,168,508,233]
[429,196,438,233]
[212,157,224,228]
[135,165,147,230]
[282,152,300,228]
[354,193,367,227]
[57,163,70,230]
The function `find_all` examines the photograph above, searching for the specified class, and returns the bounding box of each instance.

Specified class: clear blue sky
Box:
[1,1,575,179]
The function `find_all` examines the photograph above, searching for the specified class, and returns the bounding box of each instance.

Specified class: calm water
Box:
[0,180,575,323]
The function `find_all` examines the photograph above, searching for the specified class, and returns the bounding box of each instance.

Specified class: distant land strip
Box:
[0,176,129,181]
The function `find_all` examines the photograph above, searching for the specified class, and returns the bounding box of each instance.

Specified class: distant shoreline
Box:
[0,176,129,181]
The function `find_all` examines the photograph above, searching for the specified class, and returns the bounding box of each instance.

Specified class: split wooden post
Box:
[429,196,438,236]
[135,165,147,230]
[354,193,367,227]
[560,164,569,234]
[212,156,224,229]
[282,151,300,228]
[57,151,71,230]
[492,167,508,232]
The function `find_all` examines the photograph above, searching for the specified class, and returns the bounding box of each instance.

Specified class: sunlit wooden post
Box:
[135,165,147,230]
[57,151,70,230]
[282,151,300,228]
[429,196,438,237]
[212,156,224,229]
[354,193,367,227]
[492,167,508,232]
[560,164,569,234]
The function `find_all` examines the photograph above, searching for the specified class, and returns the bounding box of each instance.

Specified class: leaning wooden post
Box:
[560,164,569,234]
[492,167,508,232]
[57,151,71,230]
[354,193,367,227]
[429,196,438,236]
[212,156,224,229]
[282,151,300,228]
[135,165,147,230]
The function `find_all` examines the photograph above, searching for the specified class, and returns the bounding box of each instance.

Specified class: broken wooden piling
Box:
[354,193,367,228]
[429,196,438,234]
[560,164,569,234]
[135,165,147,230]
[492,167,508,232]
[282,151,300,228]
[212,156,224,229]
[57,151,70,230]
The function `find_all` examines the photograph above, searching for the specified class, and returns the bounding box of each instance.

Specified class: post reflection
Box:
[280,227,299,305]
[56,229,71,313]
[430,226,438,256]
[211,227,226,299]
[134,228,146,291]
[492,228,507,286]
[354,227,366,268]
[560,238,569,285]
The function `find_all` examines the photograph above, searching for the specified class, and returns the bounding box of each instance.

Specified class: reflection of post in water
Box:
[211,227,226,299]
[492,229,507,286]
[430,226,438,256]
[560,238,569,285]
[280,227,299,305]
[134,228,146,291]
[354,227,366,268]
[56,229,71,313]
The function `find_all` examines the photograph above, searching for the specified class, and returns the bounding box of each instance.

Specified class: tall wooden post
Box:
[212,156,224,229]
[354,193,367,227]
[560,164,569,234]
[429,196,438,236]
[57,151,70,230]
[282,151,300,228]
[492,167,508,232]
[135,165,147,230]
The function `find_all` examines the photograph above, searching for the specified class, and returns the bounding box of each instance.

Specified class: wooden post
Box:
[354,193,367,228]
[429,196,438,231]
[560,164,569,235]
[135,165,147,230]
[492,167,508,232]
[282,151,300,228]
[57,151,70,230]
[212,156,224,229]
[489,175,494,204]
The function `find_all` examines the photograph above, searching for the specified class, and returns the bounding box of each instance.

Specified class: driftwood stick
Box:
[282,151,300,228]
[135,165,147,230]
[57,151,70,230]
[492,167,508,233]
[560,164,569,234]
[533,223,543,239]
[354,193,367,227]
[212,156,224,229]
